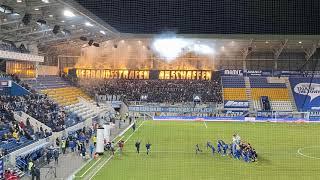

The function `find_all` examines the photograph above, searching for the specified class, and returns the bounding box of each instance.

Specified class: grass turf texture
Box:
[81,121,320,180]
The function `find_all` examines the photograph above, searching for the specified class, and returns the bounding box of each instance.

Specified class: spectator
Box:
[82,79,222,103]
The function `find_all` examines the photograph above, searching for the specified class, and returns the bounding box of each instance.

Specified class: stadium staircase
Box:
[284,77,298,112]
[23,76,109,122]
[65,97,110,121]
[244,77,254,111]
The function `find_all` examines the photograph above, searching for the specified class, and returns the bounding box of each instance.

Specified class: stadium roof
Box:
[75,0,320,35]
[0,0,120,47]
[1,0,320,59]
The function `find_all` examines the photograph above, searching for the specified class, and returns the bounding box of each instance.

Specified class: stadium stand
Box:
[221,76,248,101]
[250,77,293,111]
[24,75,71,91]
[82,79,222,103]
[23,75,108,126]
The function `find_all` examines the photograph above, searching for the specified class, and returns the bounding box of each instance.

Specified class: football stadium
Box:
[0,0,320,180]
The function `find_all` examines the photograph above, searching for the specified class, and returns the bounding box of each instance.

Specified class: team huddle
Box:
[196,134,258,163]
[103,133,257,163]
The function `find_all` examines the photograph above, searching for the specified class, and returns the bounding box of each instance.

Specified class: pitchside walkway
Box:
[21,120,130,180]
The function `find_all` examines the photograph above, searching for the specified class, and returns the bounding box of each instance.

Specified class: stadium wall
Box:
[153,116,318,122]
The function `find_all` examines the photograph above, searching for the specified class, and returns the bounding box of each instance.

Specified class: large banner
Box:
[290,78,320,111]
[221,69,272,76]
[128,106,215,113]
[72,69,212,80]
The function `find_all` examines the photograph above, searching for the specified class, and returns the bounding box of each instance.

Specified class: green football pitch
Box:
[75,120,320,180]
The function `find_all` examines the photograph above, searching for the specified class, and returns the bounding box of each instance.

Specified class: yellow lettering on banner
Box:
[192,71,197,80]
[129,71,135,79]
[175,71,180,79]
[201,71,206,80]
[123,70,128,79]
[118,70,123,79]
[159,71,164,79]
[197,71,201,80]
[114,70,119,79]
[138,71,143,79]
[105,70,110,79]
[81,70,85,78]
[144,71,149,79]
[101,70,106,79]
[133,71,138,79]
[109,70,114,79]
[171,71,176,79]
[206,71,211,80]
[186,71,191,80]
[165,71,170,79]
[96,70,101,79]
[181,71,186,79]
[85,70,90,78]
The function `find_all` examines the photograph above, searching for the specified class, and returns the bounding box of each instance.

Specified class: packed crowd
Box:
[85,79,222,103]
[0,94,66,132]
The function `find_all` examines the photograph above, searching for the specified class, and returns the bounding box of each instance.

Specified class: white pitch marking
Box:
[88,120,146,180]
[297,146,320,160]
[203,121,208,128]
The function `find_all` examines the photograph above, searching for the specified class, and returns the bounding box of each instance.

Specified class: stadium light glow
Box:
[152,37,215,60]
[17,0,22,3]
[85,22,94,27]
[152,37,190,61]
[34,8,39,11]
[299,41,302,44]
[100,30,106,35]
[64,10,75,17]
[42,0,49,3]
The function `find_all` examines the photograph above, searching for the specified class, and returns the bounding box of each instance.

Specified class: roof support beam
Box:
[273,39,288,60]
[241,39,254,60]
[304,41,319,61]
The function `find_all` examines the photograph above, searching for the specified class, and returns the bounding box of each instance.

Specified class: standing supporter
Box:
[89,143,95,158]
[54,149,59,164]
[61,138,66,154]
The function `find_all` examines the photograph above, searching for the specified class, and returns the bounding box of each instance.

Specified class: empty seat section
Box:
[249,77,293,111]
[24,75,70,90]
[41,87,91,106]
[221,76,247,101]
[223,88,247,100]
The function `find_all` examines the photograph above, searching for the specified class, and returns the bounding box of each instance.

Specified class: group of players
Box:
[195,134,258,163]
[104,140,152,155]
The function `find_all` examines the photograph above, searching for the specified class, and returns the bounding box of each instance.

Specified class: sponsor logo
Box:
[294,83,320,102]
[224,101,249,108]
[224,70,243,76]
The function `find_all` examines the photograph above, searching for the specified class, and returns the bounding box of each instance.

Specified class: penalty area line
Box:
[297,146,320,160]
[203,121,208,128]
[88,120,146,180]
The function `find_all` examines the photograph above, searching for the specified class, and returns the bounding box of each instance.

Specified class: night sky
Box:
[75,0,320,34]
